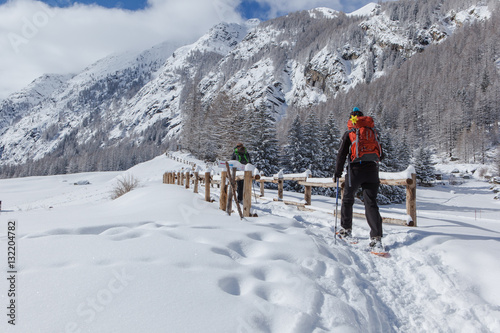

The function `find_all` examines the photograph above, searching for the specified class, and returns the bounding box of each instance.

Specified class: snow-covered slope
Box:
[348,2,379,17]
[0,73,74,131]
[0,41,180,163]
[122,21,259,136]
[0,21,257,164]
[0,152,499,332]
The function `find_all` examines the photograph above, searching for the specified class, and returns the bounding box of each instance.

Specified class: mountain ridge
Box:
[0,0,496,174]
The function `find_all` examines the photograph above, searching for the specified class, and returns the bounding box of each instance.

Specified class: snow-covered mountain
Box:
[123,20,259,136]
[0,0,495,169]
[0,73,74,132]
[0,40,180,164]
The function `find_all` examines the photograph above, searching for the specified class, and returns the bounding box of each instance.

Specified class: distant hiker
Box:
[334,107,384,251]
[231,142,251,202]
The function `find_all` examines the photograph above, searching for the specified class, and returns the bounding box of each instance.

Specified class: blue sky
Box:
[0,0,384,98]
[0,0,149,10]
[237,0,271,20]
[0,0,381,20]
[42,0,149,10]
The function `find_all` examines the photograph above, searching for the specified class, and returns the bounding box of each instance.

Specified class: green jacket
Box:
[231,148,251,165]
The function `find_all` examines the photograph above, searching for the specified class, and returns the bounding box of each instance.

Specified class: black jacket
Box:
[231,147,251,165]
[335,131,383,178]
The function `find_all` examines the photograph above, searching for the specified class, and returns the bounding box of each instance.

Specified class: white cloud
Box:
[0,0,381,99]
[0,0,243,99]
[260,0,341,18]
[248,0,381,19]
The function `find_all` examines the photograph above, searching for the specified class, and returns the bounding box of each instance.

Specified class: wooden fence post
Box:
[194,172,199,193]
[406,173,417,226]
[185,171,190,189]
[177,172,181,185]
[260,180,265,197]
[226,168,237,215]
[220,171,227,212]
[304,185,312,205]
[277,178,283,201]
[205,172,211,202]
[226,183,233,216]
[243,170,252,217]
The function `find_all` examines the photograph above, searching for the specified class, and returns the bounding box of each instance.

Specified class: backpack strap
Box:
[234,148,249,163]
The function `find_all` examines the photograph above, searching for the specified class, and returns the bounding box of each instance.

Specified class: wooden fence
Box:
[258,171,417,226]
[162,167,258,217]
[163,154,417,226]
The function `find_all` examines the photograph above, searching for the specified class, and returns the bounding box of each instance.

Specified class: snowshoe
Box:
[369,237,389,257]
[336,228,358,244]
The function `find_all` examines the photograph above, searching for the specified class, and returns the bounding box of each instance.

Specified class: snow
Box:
[305,177,334,184]
[1,152,500,332]
[379,165,416,180]
[347,3,379,17]
[273,169,311,180]
[125,21,255,136]
[453,5,492,24]
[5,74,74,107]
[308,8,339,19]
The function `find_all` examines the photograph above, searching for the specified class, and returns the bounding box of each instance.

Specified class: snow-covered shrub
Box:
[376,193,391,205]
[111,174,140,199]
[377,184,406,204]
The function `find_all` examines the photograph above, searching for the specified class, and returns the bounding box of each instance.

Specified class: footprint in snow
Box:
[100,227,145,241]
[218,276,241,296]
[210,247,234,259]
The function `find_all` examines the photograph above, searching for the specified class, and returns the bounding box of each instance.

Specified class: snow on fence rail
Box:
[164,153,417,226]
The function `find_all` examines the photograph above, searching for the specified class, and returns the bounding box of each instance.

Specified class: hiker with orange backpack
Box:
[334,107,385,252]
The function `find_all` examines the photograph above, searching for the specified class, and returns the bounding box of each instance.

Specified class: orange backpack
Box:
[347,115,381,163]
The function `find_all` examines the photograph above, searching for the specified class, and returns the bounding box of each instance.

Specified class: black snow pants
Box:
[341,162,383,238]
[236,180,244,202]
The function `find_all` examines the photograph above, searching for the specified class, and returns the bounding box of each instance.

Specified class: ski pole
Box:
[334,178,340,245]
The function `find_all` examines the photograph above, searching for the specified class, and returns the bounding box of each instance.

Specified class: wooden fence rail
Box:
[163,154,417,226]
[258,170,417,226]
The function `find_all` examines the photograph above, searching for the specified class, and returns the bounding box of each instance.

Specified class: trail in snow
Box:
[249,197,498,333]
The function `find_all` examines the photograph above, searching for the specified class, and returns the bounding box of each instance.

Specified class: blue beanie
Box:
[351,107,363,117]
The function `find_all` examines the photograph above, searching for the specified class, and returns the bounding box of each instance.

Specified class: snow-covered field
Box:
[1,153,499,333]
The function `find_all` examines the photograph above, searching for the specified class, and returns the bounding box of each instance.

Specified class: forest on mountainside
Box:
[1,0,499,196]
[277,1,500,187]
[318,8,500,165]
[182,0,500,159]
[182,0,500,188]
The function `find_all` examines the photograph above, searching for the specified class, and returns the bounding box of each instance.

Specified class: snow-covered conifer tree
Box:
[320,112,341,177]
[247,104,280,180]
[413,146,437,186]
[302,112,322,177]
[281,115,305,192]
[318,112,341,196]
[378,130,406,204]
